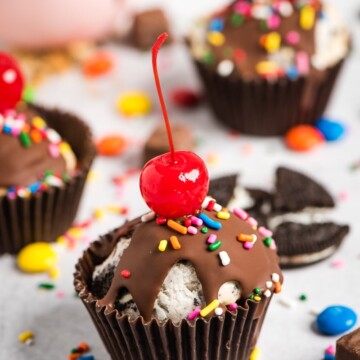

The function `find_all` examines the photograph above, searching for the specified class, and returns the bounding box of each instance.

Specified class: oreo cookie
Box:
[209,167,350,268]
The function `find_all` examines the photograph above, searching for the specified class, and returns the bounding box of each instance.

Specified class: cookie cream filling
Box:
[279,245,337,266]
[93,238,241,323]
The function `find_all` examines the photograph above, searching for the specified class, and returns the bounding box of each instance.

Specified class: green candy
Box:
[231,13,244,26]
[263,237,273,247]
[19,132,32,148]
[209,240,222,251]
[201,227,209,234]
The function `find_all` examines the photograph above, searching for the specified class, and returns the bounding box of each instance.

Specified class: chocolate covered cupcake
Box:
[188,0,350,135]
[74,33,283,360]
[75,197,283,360]
[0,53,95,254]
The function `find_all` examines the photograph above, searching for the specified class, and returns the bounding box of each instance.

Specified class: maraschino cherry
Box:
[140,33,209,219]
[0,52,24,112]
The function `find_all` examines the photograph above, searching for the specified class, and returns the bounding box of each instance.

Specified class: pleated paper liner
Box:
[74,223,273,360]
[192,58,345,136]
[0,104,96,254]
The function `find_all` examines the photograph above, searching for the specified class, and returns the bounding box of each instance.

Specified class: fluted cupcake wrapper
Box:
[74,227,273,360]
[0,104,96,254]
[193,59,345,136]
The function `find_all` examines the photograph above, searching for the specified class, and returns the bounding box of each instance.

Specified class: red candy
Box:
[285,125,325,151]
[170,88,202,108]
[120,270,131,278]
[0,52,24,112]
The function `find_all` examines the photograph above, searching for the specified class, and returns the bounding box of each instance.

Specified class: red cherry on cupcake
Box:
[139,33,209,219]
[140,151,209,219]
[0,52,24,112]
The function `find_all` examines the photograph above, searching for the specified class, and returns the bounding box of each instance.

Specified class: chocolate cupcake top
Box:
[0,106,76,197]
[189,0,350,80]
[96,196,282,323]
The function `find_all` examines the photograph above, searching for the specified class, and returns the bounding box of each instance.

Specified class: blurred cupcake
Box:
[188,0,350,135]
[0,53,95,254]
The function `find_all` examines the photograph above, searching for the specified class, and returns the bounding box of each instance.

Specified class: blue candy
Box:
[316,305,357,335]
[209,18,224,32]
[315,118,346,141]
[286,65,299,79]
[324,355,335,360]
[198,213,222,230]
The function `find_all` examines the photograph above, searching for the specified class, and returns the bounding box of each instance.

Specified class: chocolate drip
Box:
[100,209,282,322]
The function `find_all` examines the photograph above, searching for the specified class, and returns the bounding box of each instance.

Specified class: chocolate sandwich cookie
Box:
[336,328,360,360]
[208,166,349,268]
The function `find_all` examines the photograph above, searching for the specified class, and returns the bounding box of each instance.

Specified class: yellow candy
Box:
[56,235,67,247]
[250,347,261,360]
[207,31,225,47]
[49,266,60,279]
[116,92,152,117]
[94,208,105,220]
[17,243,57,273]
[32,116,46,129]
[200,299,220,317]
[67,227,84,239]
[158,240,168,252]
[264,32,281,53]
[256,61,278,75]
[300,5,315,30]
[217,211,230,220]
[18,330,34,343]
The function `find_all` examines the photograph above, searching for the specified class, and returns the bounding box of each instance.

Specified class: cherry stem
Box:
[152,33,175,163]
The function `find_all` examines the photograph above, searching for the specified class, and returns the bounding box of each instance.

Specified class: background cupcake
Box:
[0,53,95,254]
[188,0,350,135]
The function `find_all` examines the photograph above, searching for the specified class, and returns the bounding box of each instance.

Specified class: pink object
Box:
[325,345,335,355]
[187,226,198,235]
[228,303,238,311]
[0,0,128,50]
[233,208,248,220]
[243,241,254,250]
[331,258,345,269]
[258,226,273,238]
[48,144,60,158]
[207,234,217,244]
[270,240,277,250]
[267,14,280,29]
[285,31,300,45]
[56,290,65,298]
[188,308,201,320]
[191,216,203,227]
[296,51,310,75]
[234,2,251,16]
[246,217,258,228]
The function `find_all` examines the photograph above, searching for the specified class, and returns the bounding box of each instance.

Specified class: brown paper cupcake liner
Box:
[74,225,273,360]
[0,104,96,254]
[193,58,345,136]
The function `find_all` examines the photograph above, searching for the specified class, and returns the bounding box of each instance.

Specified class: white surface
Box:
[1,1,360,359]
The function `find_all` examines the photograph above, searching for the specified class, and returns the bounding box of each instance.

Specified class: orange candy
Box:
[97,135,126,156]
[83,51,114,77]
[285,125,324,151]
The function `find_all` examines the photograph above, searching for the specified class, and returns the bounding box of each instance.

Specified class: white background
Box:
[1,0,360,359]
